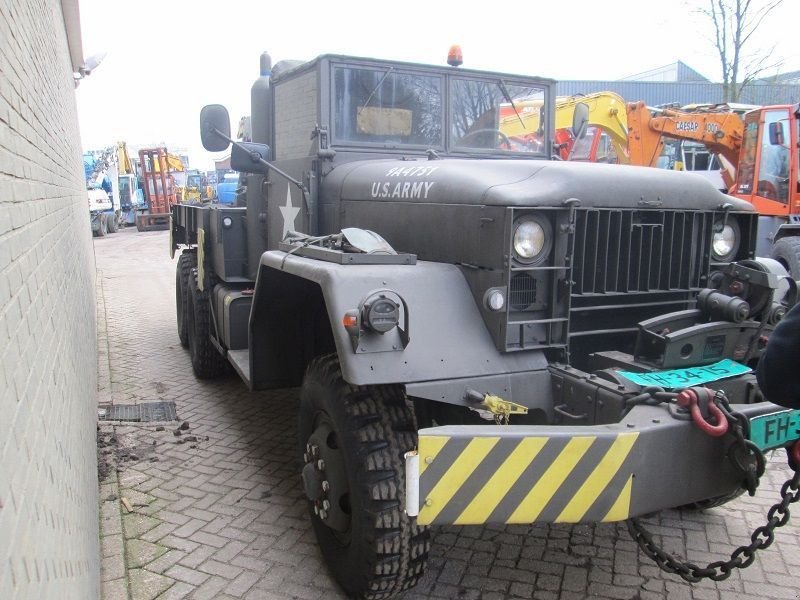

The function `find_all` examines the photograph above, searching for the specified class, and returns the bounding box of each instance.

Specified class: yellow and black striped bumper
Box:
[409,403,777,526]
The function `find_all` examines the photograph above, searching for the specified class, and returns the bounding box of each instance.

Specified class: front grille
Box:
[573,209,712,295]
[509,273,537,310]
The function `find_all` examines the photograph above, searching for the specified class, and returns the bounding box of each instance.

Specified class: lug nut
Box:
[303,453,309,463]
[322,499,330,511]
[316,459,325,471]
[319,509,327,520]
[311,445,319,458]
[306,443,311,454]
[313,505,320,515]
[321,480,330,492]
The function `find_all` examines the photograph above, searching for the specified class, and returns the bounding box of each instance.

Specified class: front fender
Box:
[255,251,548,391]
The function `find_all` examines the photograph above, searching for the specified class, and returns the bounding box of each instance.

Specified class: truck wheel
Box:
[107,213,119,233]
[298,354,429,599]
[175,253,196,348]
[97,214,107,237]
[680,488,744,511]
[187,272,226,378]
[771,236,800,281]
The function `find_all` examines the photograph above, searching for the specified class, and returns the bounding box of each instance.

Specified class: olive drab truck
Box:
[171,51,800,599]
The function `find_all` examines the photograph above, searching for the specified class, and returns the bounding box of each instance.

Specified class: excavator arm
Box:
[627,101,743,188]
[556,92,629,161]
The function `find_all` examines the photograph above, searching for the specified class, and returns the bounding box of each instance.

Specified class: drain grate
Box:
[99,402,177,422]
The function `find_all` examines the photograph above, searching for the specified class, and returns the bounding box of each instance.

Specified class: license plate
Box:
[750,410,800,451]
[617,359,751,389]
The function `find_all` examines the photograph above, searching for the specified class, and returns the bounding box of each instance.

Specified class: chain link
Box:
[627,384,800,583]
[628,460,800,582]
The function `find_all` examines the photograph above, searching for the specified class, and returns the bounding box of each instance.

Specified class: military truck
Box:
[172,52,799,598]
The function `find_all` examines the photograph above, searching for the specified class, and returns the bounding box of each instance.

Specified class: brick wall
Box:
[0,2,99,599]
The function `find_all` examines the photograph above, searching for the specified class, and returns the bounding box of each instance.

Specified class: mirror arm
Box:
[212,127,309,200]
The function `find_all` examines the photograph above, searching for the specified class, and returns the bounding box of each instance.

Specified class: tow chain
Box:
[626,387,800,582]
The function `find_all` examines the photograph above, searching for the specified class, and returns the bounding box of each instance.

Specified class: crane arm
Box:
[116,141,134,175]
[626,101,743,188]
[166,153,185,172]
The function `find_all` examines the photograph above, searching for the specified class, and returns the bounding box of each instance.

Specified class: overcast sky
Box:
[75,0,798,170]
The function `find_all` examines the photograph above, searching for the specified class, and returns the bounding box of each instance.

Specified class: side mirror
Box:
[572,102,589,140]
[768,121,786,146]
[200,104,232,152]
[230,142,272,175]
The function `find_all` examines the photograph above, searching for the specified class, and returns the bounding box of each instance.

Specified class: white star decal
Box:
[279,186,300,238]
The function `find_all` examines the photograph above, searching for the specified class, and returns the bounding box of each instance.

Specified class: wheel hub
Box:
[302,419,350,533]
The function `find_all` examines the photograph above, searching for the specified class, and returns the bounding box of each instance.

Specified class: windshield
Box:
[451,78,546,155]
[332,64,549,156]
[333,66,443,147]
[187,175,202,187]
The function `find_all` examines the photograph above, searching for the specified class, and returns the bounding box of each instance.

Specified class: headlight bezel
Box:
[711,218,741,262]
[512,215,553,266]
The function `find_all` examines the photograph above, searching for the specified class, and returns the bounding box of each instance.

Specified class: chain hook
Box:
[676,387,728,437]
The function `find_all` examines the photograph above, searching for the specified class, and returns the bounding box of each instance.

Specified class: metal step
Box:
[228,349,250,386]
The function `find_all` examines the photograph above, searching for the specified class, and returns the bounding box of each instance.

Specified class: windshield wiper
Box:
[358,67,395,115]
[498,79,525,130]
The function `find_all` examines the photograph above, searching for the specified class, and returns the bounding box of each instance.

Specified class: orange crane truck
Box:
[732,104,800,276]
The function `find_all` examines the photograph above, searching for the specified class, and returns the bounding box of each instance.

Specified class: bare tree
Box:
[701,0,783,102]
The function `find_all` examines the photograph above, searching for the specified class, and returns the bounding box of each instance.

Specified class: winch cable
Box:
[626,388,800,582]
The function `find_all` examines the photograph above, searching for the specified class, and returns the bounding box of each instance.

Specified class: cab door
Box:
[735,107,796,217]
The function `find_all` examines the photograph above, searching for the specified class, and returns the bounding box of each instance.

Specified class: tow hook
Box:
[676,387,728,437]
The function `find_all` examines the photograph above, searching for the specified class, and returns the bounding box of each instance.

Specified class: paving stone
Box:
[126,539,168,569]
[153,581,193,599]
[144,549,187,575]
[123,513,161,539]
[164,564,210,587]
[128,569,174,600]
[102,534,125,559]
[102,554,127,583]
[102,577,129,600]
[198,558,243,580]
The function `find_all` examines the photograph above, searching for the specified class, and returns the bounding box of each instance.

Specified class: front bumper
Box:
[409,402,787,526]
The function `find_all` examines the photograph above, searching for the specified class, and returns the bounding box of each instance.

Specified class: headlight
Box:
[711,219,740,261]
[512,216,552,265]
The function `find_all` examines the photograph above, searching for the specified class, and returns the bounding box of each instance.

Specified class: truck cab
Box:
[733,105,800,267]
[171,53,796,599]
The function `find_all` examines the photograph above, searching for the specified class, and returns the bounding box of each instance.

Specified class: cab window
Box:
[333,66,443,148]
[450,78,546,155]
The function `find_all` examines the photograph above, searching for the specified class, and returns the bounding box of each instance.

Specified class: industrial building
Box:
[559,61,800,106]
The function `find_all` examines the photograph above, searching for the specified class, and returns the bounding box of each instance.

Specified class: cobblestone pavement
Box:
[95,228,800,600]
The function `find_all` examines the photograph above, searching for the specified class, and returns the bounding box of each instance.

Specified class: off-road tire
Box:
[299,354,429,599]
[680,488,745,511]
[187,272,226,378]
[107,213,119,233]
[771,236,800,281]
[175,252,196,347]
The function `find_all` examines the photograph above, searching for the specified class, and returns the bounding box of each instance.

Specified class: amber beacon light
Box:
[447,45,463,67]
